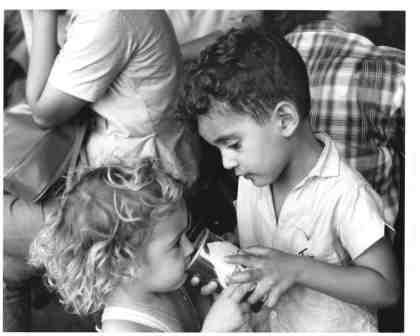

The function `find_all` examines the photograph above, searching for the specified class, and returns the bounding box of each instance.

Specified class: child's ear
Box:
[272,101,300,137]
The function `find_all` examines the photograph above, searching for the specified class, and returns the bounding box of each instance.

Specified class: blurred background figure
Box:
[167,10,262,60]
[4,10,28,108]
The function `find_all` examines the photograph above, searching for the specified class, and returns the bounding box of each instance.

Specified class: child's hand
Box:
[201,282,254,332]
[189,275,219,296]
[225,246,302,308]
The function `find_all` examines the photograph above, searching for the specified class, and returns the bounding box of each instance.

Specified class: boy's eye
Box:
[174,235,184,249]
[227,142,241,150]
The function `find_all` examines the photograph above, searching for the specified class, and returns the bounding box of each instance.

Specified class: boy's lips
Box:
[242,173,254,180]
[236,170,248,177]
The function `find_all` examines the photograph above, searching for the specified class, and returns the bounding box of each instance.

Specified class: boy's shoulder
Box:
[302,133,367,192]
[334,156,369,189]
[317,138,384,212]
[323,141,374,199]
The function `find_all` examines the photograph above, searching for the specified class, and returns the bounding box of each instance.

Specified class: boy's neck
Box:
[273,124,322,192]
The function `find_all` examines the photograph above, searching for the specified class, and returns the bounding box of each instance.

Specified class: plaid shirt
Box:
[285,20,405,229]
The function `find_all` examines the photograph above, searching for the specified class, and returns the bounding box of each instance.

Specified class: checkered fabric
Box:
[285,20,405,229]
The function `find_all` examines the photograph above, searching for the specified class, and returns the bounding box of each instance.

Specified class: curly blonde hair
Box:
[29,157,184,316]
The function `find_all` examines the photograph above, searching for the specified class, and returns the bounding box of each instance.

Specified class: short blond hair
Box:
[29,157,184,315]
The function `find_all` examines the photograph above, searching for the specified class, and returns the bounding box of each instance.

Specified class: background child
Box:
[183,27,400,331]
[29,157,252,332]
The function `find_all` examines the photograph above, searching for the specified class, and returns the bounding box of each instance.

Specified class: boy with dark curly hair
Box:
[183,27,400,331]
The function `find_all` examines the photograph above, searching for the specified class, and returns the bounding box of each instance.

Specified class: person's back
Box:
[48,10,194,174]
[283,13,404,230]
[167,10,262,46]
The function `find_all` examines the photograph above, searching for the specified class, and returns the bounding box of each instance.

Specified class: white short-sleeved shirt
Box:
[166,10,260,44]
[48,10,189,171]
[237,133,390,332]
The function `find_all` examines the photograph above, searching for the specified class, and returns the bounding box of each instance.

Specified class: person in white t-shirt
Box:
[4,10,198,331]
[183,27,400,332]
[167,10,262,60]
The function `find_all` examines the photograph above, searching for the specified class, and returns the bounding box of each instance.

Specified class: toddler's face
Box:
[139,201,194,292]
[198,106,291,187]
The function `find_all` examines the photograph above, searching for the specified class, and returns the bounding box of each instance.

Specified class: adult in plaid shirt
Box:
[268,11,405,233]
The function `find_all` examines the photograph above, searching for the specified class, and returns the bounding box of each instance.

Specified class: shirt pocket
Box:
[285,215,339,263]
[273,221,311,256]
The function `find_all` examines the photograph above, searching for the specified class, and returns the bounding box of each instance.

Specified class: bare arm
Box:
[180,31,224,61]
[226,237,400,309]
[26,10,86,128]
[295,238,400,307]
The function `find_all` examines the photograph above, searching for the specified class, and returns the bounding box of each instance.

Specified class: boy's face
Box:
[139,201,194,292]
[198,105,292,187]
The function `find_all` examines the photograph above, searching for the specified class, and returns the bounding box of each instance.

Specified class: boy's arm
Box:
[296,237,400,307]
[226,238,400,309]
[26,10,87,128]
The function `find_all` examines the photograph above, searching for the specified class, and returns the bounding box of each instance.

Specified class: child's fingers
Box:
[224,253,255,267]
[228,268,262,284]
[190,275,200,286]
[200,280,219,295]
[242,246,270,256]
[240,302,251,313]
[264,282,291,308]
[229,282,256,303]
[246,282,270,304]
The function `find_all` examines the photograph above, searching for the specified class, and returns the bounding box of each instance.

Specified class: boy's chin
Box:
[247,175,274,187]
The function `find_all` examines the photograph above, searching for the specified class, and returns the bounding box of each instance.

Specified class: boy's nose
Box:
[221,150,238,170]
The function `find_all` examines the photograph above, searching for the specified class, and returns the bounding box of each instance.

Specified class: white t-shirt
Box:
[48,10,195,177]
[166,10,261,44]
[237,133,389,332]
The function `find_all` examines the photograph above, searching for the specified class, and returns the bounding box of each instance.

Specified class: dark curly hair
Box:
[182,27,311,124]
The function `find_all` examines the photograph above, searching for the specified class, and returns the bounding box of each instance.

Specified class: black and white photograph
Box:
[2,3,414,333]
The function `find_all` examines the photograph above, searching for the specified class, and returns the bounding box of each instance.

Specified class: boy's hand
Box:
[225,246,303,308]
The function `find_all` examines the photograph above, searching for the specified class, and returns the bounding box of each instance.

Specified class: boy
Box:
[183,27,400,331]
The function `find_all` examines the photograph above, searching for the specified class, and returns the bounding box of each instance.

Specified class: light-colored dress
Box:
[101,288,201,332]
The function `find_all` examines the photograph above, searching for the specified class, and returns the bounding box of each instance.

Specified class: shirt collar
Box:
[294,132,340,190]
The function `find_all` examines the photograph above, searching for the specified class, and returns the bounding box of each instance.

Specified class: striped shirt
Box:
[285,20,405,229]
